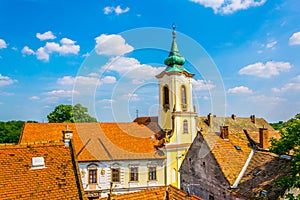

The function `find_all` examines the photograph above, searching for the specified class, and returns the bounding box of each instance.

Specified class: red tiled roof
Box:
[20,122,165,162]
[232,151,290,199]
[99,185,202,200]
[0,142,86,199]
[196,116,280,185]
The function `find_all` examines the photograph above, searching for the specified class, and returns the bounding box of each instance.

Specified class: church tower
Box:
[156,25,197,187]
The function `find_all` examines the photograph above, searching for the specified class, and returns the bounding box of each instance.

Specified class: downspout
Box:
[231,148,255,189]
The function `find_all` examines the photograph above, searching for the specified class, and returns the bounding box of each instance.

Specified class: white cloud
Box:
[60,38,75,45]
[228,86,253,94]
[0,74,17,87]
[0,91,14,96]
[98,99,116,104]
[57,75,116,86]
[36,47,49,61]
[95,34,133,56]
[103,5,130,15]
[102,56,164,83]
[266,41,277,49]
[122,93,140,102]
[238,61,291,78]
[11,47,17,51]
[272,75,300,93]
[248,95,285,104]
[0,39,7,49]
[101,76,116,84]
[192,79,215,91]
[35,38,80,61]
[30,96,40,100]
[45,89,78,97]
[82,52,90,57]
[289,31,300,45]
[21,46,35,55]
[57,76,99,86]
[36,31,56,40]
[190,0,266,14]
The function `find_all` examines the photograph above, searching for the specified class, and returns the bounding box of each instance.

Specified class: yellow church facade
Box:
[156,26,198,188]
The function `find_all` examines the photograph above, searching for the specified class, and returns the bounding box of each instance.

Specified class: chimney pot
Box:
[207,113,213,127]
[231,114,236,120]
[259,128,269,149]
[250,115,256,124]
[221,126,229,139]
[63,128,73,146]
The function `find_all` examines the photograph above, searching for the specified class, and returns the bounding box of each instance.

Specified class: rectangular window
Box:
[89,169,97,184]
[111,168,120,183]
[130,167,138,181]
[148,167,157,181]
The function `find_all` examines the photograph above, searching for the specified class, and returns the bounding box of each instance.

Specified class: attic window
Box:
[234,145,241,150]
[261,190,268,195]
[253,169,261,176]
[31,157,46,169]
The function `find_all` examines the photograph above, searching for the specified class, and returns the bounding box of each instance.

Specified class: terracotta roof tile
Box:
[20,122,165,162]
[0,142,86,199]
[232,151,290,199]
[99,185,202,200]
[197,116,280,186]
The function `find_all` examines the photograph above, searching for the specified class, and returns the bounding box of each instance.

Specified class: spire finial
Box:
[172,23,176,39]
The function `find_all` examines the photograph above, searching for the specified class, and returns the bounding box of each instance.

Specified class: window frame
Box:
[163,85,170,109]
[130,167,139,182]
[183,119,188,134]
[181,85,187,110]
[88,169,97,184]
[148,166,157,181]
[111,168,120,183]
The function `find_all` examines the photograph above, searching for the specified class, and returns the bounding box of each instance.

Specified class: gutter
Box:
[231,148,255,189]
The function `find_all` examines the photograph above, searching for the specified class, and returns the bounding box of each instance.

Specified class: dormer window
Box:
[181,85,187,110]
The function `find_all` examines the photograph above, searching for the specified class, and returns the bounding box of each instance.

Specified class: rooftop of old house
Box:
[99,185,203,200]
[20,122,165,162]
[0,142,86,199]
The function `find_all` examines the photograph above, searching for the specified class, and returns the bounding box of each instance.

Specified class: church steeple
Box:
[164,24,185,67]
[157,24,194,78]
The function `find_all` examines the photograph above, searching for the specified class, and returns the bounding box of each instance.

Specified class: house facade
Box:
[179,115,291,200]
[20,122,166,198]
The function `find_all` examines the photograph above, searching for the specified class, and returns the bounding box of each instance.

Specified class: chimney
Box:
[231,114,236,120]
[207,113,213,127]
[250,115,256,124]
[63,124,73,146]
[220,126,229,140]
[259,128,269,149]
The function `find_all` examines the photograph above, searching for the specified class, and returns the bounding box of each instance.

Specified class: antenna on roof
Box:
[136,109,139,118]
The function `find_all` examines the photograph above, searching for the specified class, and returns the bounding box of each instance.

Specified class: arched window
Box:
[183,119,188,134]
[163,85,169,108]
[181,85,187,110]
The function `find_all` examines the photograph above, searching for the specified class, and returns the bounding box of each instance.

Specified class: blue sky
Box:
[0,0,299,122]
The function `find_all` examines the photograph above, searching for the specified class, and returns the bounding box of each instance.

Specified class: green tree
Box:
[73,103,97,122]
[0,120,25,143]
[47,104,74,122]
[47,104,96,123]
[270,114,300,200]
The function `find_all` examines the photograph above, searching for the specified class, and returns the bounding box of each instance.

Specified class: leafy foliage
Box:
[270,114,300,199]
[0,121,24,143]
[47,104,96,123]
[73,103,97,122]
[270,121,284,130]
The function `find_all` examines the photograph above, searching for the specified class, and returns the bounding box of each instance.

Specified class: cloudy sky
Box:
[0,0,299,122]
